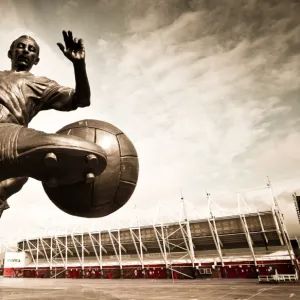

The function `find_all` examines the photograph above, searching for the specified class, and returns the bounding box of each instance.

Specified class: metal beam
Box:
[180,196,196,267]
[25,239,36,269]
[108,230,123,267]
[129,228,143,267]
[25,239,45,258]
[81,232,84,271]
[88,232,102,269]
[39,237,50,266]
[271,206,285,245]
[50,237,53,270]
[257,212,268,243]
[178,221,196,265]
[70,234,82,267]
[108,230,127,253]
[53,236,66,266]
[99,232,103,271]
[207,192,224,266]
[208,217,224,266]
[65,233,68,270]
[268,178,295,265]
[152,224,168,266]
[89,232,107,254]
[237,194,257,266]
[73,235,90,255]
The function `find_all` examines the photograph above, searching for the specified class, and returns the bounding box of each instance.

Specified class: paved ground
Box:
[0,278,299,300]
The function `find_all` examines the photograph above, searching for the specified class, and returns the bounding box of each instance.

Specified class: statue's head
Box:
[8,35,40,72]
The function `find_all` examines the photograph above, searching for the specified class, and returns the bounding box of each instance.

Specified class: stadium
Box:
[1,183,299,283]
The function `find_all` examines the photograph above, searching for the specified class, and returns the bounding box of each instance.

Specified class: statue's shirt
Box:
[0,70,77,126]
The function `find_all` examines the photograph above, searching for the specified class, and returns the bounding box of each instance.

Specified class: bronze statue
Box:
[0,30,108,217]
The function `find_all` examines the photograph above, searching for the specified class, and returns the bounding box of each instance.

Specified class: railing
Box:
[258,273,298,283]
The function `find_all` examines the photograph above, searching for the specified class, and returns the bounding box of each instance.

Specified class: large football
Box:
[42,119,139,218]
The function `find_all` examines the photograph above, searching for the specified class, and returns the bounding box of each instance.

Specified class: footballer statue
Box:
[0,30,139,219]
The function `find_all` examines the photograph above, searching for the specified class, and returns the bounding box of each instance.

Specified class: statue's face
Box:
[9,37,40,71]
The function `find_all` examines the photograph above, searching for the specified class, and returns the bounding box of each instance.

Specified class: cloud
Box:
[0,1,300,240]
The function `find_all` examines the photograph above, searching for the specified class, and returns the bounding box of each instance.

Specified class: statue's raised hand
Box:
[57,30,85,63]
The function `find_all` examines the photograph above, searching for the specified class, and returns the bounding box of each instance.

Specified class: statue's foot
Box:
[0,199,9,218]
[2,200,9,210]
[0,199,9,210]
[1,128,107,186]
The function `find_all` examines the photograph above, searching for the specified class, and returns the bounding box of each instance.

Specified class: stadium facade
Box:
[1,184,300,280]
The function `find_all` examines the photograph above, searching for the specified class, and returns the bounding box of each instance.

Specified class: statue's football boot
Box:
[0,199,9,218]
[0,124,107,186]
[0,200,9,210]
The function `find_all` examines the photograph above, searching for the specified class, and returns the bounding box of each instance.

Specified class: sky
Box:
[0,0,300,243]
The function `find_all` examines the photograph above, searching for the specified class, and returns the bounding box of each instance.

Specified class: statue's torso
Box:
[0,71,51,126]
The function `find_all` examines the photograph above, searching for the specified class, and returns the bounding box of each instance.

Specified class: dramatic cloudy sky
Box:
[0,0,300,242]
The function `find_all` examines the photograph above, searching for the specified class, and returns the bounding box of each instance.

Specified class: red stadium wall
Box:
[3,259,295,279]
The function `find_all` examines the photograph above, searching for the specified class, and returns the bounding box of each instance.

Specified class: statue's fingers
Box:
[72,38,79,51]
[68,30,73,44]
[62,30,70,48]
[56,42,65,53]
[78,39,84,50]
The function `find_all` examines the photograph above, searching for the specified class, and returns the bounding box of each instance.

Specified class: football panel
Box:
[89,202,121,218]
[43,181,94,217]
[65,127,96,142]
[114,180,136,208]
[120,157,139,183]
[92,129,121,206]
[58,120,122,135]
[117,133,138,157]
[85,119,123,135]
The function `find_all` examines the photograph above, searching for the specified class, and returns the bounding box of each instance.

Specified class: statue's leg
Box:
[0,177,28,217]
[0,123,107,186]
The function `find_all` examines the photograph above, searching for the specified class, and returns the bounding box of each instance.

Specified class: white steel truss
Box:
[237,193,257,266]
[257,212,268,244]
[207,192,224,266]
[88,231,107,271]
[108,229,125,270]
[179,194,196,268]
[1,179,296,278]
[129,205,147,270]
[267,178,295,265]
[129,227,146,269]
[152,204,194,279]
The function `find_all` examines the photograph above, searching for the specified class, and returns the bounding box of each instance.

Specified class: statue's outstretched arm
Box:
[57,30,90,108]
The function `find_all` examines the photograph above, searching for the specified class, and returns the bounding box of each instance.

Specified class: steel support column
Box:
[25,239,37,269]
[39,237,50,267]
[268,178,294,264]
[257,212,268,244]
[70,233,83,268]
[180,195,196,267]
[129,227,146,269]
[108,230,125,270]
[207,192,224,266]
[88,232,102,269]
[237,193,257,266]
[153,220,169,268]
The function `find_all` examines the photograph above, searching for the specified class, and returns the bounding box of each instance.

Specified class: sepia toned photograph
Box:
[0,0,300,299]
